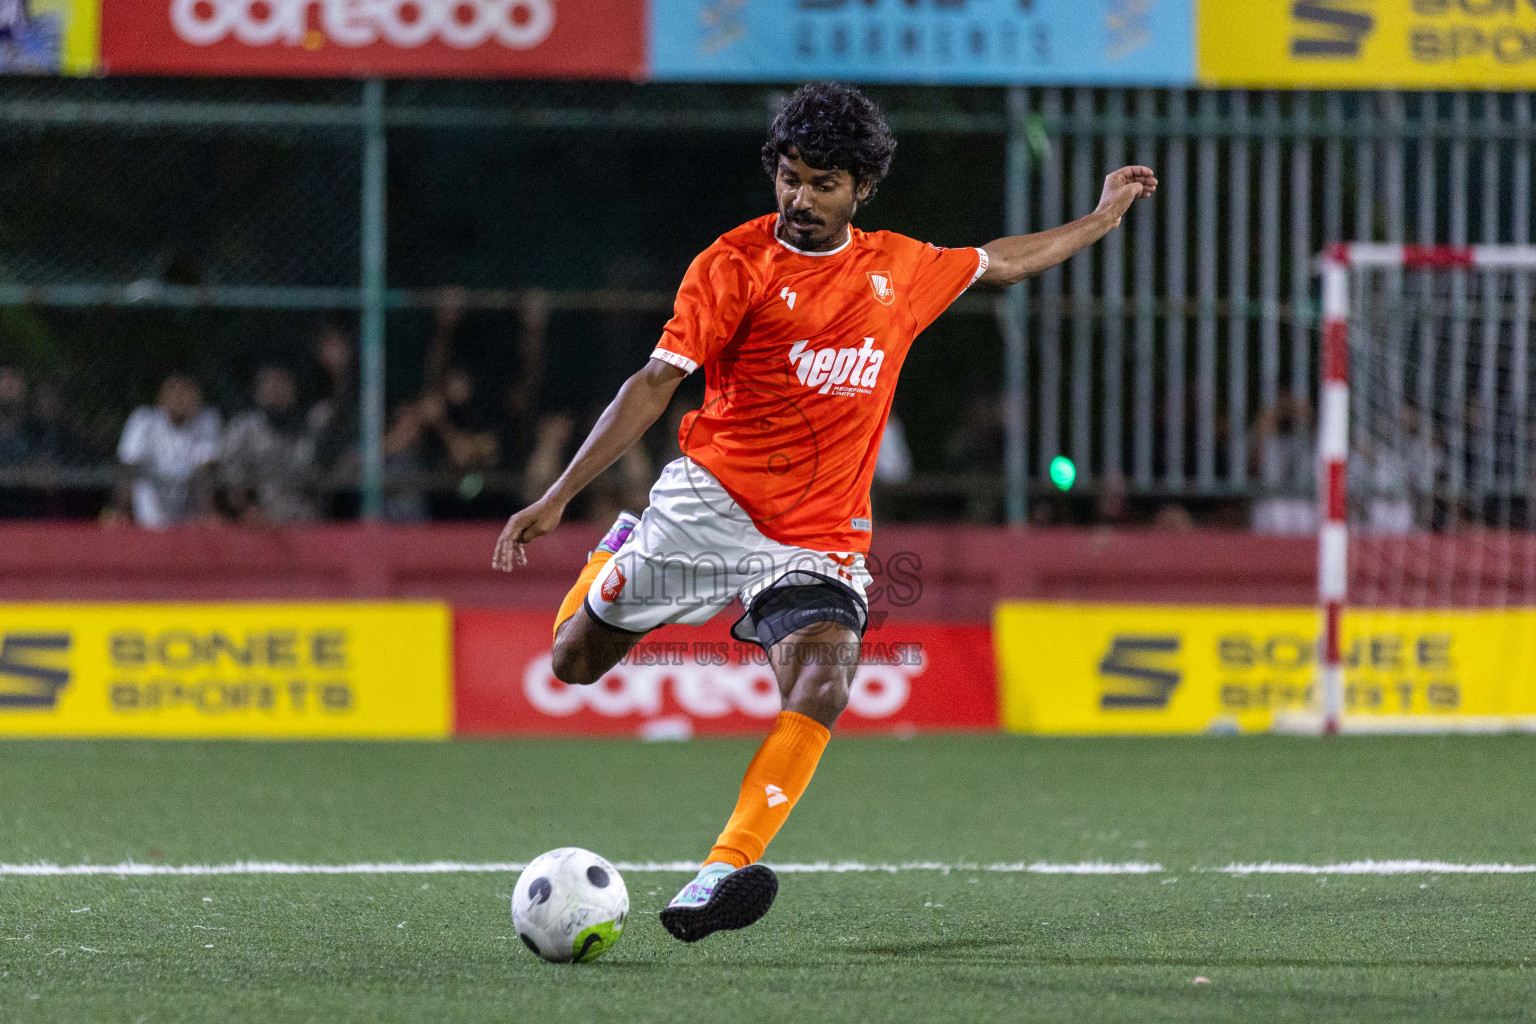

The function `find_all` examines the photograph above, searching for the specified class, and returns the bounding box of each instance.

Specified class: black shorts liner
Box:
[729,570,869,651]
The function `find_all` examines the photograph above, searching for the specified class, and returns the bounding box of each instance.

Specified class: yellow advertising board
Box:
[1198,0,1536,89]
[996,602,1536,734]
[0,603,451,738]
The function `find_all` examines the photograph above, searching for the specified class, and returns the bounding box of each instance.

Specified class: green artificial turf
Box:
[0,735,1533,1022]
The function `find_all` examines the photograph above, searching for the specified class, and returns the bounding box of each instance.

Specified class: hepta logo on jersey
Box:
[867,271,895,306]
[787,337,886,396]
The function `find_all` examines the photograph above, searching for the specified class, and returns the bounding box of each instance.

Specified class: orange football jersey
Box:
[652,214,987,553]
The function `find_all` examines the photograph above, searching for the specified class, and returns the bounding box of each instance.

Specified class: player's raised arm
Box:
[976,165,1157,288]
[492,357,686,571]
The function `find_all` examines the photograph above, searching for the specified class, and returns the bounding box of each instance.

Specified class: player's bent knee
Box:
[550,640,596,687]
[550,619,603,687]
[785,666,851,726]
[551,607,643,686]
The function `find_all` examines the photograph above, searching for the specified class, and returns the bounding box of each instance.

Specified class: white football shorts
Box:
[584,457,873,641]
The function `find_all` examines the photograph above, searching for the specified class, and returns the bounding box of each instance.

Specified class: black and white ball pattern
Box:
[511,848,629,963]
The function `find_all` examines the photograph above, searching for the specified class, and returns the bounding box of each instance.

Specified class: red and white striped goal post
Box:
[1314,243,1536,735]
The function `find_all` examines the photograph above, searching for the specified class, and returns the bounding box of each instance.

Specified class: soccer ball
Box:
[511,847,629,963]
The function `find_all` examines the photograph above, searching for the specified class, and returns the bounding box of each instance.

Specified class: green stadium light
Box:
[1049,456,1076,492]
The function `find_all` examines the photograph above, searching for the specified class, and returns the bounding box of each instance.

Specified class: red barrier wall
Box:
[0,523,1317,612]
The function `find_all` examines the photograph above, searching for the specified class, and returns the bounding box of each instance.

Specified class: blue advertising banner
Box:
[0,0,97,74]
[650,0,1194,84]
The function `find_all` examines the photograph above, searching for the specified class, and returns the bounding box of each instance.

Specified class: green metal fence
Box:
[1,79,1529,525]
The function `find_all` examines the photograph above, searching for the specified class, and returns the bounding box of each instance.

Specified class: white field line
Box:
[769,861,1165,875]
[0,860,1163,877]
[0,859,1531,877]
[1210,860,1536,875]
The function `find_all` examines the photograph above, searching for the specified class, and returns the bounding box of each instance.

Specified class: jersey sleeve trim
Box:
[964,247,990,291]
[650,347,699,374]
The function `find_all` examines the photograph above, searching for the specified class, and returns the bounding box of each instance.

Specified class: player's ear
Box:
[855,177,874,203]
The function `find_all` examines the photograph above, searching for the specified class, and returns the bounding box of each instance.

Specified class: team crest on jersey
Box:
[866,271,895,306]
[600,564,626,602]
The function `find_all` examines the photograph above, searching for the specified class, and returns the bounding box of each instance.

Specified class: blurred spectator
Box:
[1250,390,1316,535]
[1095,472,1131,528]
[944,387,1005,522]
[420,293,498,472]
[307,321,360,479]
[1352,406,1436,535]
[106,373,221,529]
[499,289,550,472]
[583,399,652,525]
[522,412,574,506]
[381,398,431,524]
[551,272,658,519]
[220,365,319,524]
[1093,475,1196,531]
[376,291,506,521]
[30,378,90,467]
[422,286,468,392]
[0,365,39,468]
[874,414,913,484]
[1455,398,1495,528]
[1152,503,1196,532]
[422,366,500,473]
[587,449,653,525]
[944,389,1005,472]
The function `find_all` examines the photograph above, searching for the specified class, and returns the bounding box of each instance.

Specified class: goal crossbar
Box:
[1323,243,1536,271]
[1315,243,1536,734]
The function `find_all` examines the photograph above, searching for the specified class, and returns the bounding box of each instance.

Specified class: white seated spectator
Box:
[1355,441,1434,536]
[221,364,319,524]
[106,373,221,529]
[1359,407,1437,535]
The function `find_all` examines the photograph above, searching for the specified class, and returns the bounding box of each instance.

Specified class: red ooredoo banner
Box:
[455,609,998,737]
[101,0,644,77]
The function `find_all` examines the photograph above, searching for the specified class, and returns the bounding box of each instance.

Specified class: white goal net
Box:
[1314,244,1536,733]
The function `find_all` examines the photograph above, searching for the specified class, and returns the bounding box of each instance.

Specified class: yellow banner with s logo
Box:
[1199,0,1536,88]
[996,602,1536,734]
[0,603,451,738]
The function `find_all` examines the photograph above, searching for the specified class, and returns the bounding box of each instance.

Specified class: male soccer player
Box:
[493,82,1155,942]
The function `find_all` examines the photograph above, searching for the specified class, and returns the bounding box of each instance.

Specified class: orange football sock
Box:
[707,710,832,869]
[553,550,614,641]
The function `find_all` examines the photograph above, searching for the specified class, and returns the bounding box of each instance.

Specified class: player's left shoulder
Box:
[856,227,925,261]
[861,229,976,270]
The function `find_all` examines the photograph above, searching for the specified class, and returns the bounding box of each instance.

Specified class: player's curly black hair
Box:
[761,82,897,203]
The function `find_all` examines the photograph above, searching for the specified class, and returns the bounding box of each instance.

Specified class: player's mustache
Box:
[785,212,822,227]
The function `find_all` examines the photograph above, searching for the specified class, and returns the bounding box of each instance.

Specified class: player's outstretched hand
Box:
[1097,166,1158,229]
[492,497,564,571]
